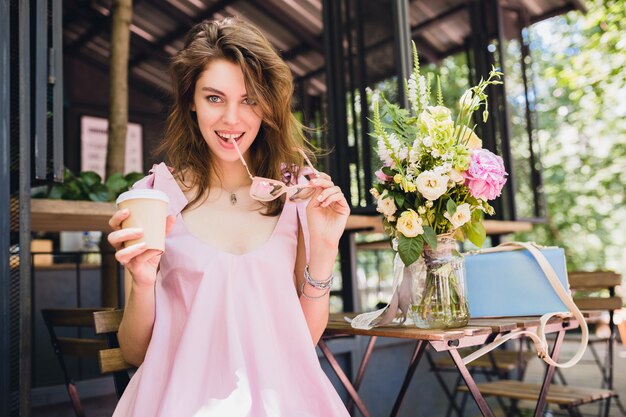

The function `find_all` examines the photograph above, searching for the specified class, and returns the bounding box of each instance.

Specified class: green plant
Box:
[34,168,144,202]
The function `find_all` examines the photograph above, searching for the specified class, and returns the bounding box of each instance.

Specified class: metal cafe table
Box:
[319,312,594,417]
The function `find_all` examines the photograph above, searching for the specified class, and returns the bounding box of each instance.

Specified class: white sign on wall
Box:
[80,116,143,179]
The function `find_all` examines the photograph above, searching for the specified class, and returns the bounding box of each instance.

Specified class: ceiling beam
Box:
[129,0,235,69]
[74,52,171,99]
[65,8,110,54]
[148,0,194,28]
[247,0,323,53]
[410,4,467,38]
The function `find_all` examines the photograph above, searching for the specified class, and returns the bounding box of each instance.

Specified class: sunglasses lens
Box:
[287,186,317,202]
[250,179,285,201]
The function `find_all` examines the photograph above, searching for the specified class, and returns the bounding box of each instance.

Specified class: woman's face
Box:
[191,59,263,163]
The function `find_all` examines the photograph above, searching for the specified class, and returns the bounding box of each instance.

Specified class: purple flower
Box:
[463,149,507,200]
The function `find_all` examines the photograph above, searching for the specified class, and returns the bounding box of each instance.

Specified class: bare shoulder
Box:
[173,167,198,202]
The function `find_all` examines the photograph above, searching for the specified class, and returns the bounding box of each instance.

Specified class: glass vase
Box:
[406,236,469,329]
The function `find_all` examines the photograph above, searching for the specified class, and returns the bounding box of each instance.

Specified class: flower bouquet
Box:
[370,45,507,329]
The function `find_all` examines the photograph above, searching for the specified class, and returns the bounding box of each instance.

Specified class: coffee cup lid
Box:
[116,189,170,205]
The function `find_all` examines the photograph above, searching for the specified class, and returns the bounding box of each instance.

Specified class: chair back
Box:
[41,307,116,417]
[93,309,132,398]
[568,271,622,313]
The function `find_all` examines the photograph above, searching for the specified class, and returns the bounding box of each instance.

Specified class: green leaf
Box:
[393,192,405,208]
[398,235,423,266]
[79,171,102,187]
[381,166,395,176]
[446,199,457,215]
[464,221,486,247]
[106,173,128,196]
[471,208,483,222]
[422,225,437,249]
[88,190,111,202]
[88,183,111,202]
[48,184,65,199]
[124,172,144,186]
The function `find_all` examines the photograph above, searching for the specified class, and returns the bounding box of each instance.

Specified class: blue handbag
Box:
[464,245,570,318]
[462,242,588,368]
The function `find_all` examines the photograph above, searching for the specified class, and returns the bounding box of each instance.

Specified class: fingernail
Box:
[122,209,129,214]
[317,195,324,201]
[129,228,143,234]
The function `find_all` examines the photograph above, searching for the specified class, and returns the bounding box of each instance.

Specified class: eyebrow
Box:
[200,87,247,98]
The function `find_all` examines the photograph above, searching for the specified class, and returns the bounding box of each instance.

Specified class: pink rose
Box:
[375,169,392,182]
[463,149,507,200]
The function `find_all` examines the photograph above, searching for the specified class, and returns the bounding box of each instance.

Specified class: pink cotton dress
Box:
[113,163,350,417]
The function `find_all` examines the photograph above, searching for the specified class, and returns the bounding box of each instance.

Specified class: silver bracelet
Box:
[304,264,334,290]
[300,282,330,300]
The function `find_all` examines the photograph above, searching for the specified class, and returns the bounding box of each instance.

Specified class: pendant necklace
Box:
[224,185,246,206]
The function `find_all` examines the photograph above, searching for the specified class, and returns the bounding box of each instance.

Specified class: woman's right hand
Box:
[107,208,176,287]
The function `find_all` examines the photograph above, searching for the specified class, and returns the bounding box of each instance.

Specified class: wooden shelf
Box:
[29,199,534,236]
[30,199,115,232]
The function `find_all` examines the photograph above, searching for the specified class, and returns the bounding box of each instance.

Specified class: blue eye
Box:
[206,95,221,103]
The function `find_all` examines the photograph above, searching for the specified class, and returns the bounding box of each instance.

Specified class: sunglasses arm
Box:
[230,138,255,181]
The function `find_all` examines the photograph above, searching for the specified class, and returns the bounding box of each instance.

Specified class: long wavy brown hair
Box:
[156,17,314,215]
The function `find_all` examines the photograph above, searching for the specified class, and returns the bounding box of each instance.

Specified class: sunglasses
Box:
[230,138,320,202]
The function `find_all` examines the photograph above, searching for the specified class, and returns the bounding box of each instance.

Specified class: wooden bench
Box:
[434,348,534,375]
[459,380,617,409]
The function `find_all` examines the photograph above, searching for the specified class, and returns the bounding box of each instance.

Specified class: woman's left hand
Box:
[306,172,350,248]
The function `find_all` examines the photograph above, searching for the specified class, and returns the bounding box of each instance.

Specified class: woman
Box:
[107,17,351,416]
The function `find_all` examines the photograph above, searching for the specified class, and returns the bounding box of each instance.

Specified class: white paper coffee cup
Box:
[116,189,170,253]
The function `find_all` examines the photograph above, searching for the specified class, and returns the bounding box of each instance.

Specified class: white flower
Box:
[369,188,380,199]
[417,76,428,109]
[444,203,471,229]
[376,195,397,217]
[396,209,424,238]
[398,145,409,161]
[449,169,465,183]
[459,90,474,110]
[422,136,433,148]
[376,137,393,166]
[407,74,418,109]
[370,89,380,111]
[415,170,450,201]
[387,132,401,152]
[419,106,454,139]
[417,206,426,214]
[433,163,452,175]
[425,200,433,208]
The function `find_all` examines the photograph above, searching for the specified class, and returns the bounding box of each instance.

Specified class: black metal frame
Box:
[51,0,64,181]
[468,0,547,222]
[18,0,33,414]
[0,0,11,415]
[1,0,64,412]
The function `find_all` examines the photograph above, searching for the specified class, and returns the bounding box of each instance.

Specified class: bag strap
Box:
[463,242,589,368]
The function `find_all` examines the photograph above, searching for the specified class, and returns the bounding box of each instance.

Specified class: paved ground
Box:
[31,338,626,417]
